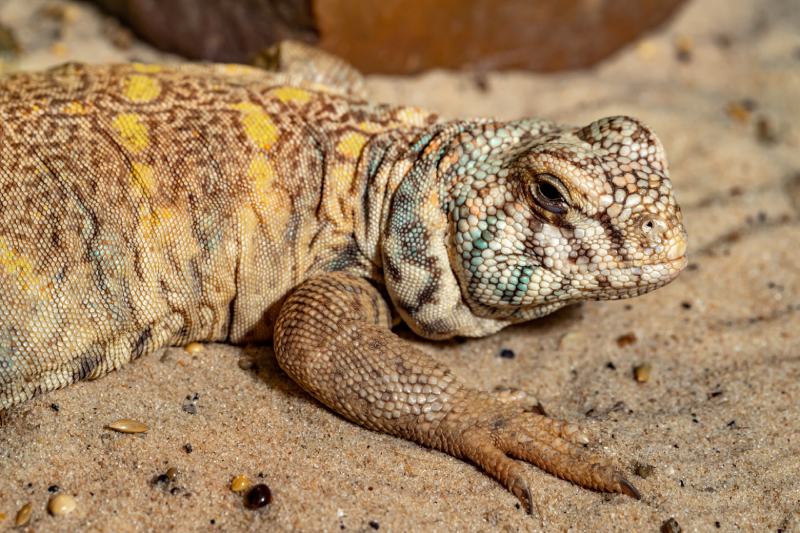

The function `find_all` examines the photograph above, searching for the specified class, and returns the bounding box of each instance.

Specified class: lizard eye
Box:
[531,173,569,214]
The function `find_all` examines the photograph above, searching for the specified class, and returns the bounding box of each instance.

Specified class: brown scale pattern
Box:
[0,60,687,512]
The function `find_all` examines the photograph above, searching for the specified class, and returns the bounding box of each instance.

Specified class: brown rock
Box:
[90,0,317,62]
[89,0,686,73]
[316,0,687,73]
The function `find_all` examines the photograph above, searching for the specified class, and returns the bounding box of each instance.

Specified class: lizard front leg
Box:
[274,272,640,512]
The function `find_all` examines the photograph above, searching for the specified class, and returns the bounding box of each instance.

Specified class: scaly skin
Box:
[0,60,686,513]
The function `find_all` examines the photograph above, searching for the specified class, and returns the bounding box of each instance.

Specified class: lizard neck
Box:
[362,120,511,339]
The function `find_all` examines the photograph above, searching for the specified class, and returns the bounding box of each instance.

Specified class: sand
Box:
[0,0,798,530]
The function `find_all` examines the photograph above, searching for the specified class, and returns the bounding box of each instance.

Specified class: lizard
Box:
[0,54,687,513]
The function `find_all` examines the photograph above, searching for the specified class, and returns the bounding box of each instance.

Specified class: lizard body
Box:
[0,60,687,511]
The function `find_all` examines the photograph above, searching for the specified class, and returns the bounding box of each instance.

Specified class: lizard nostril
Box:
[639,215,667,242]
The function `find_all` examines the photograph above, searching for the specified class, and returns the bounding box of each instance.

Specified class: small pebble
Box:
[15,502,32,526]
[369,520,380,530]
[244,483,272,509]
[238,357,256,370]
[50,403,60,412]
[0,24,20,55]
[498,348,515,359]
[558,330,585,350]
[230,475,251,493]
[726,101,751,123]
[184,443,193,454]
[472,72,489,92]
[756,116,778,145]
[636,40,659,61]
[50,41,68,57]
[106,418,148,433]
[633,363,652,383]
[674,35,693,62]
[661,517,681,533]
[48,493,77,516]
[184,342,204,354]
[48,485,60,493]
[182,392,200,415]
[634,462,656,478]
[166,467,178,481]
[615,332,637,347]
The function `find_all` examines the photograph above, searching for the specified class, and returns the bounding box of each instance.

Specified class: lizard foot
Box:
[275,272,638,513]
[449,401,639,513]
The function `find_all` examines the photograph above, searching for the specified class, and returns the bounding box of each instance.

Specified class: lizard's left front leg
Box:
[274,272,640,512]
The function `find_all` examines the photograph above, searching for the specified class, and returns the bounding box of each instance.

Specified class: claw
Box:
[617,476,641,500]
[511,478,536,516]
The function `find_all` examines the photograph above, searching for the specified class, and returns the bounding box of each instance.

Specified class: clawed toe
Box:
[509,477,534,515]
[446,397,640,512]
[486,412,641,501]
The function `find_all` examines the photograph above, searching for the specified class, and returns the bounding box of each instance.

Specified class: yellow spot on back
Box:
[322,164,358,226]
[131,162,156,196]
[336,132,367,159]
[248,154,290,239]
[357,121,385,133]
[248,154,277,196]
[63,101,88,115]
[271,87,311,104]
[232,102,279,151]
[0,239,42,293]
[112,114,149,153]
[132,63,163,73]
[124,75,161,103]
[396,106,431,126]
[140,207,174,237]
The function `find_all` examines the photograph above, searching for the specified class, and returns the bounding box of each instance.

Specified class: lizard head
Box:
[449,115,687,317]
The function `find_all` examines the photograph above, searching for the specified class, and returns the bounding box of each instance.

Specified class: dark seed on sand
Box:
[498,348,515,359]
[244,483,272,509]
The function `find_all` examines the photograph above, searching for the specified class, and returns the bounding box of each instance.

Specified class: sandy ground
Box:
[0,0,799,531]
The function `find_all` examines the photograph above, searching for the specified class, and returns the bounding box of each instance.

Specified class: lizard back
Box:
[0,62,434,409]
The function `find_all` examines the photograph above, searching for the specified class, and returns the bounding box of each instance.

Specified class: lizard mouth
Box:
[576,254,688,301]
